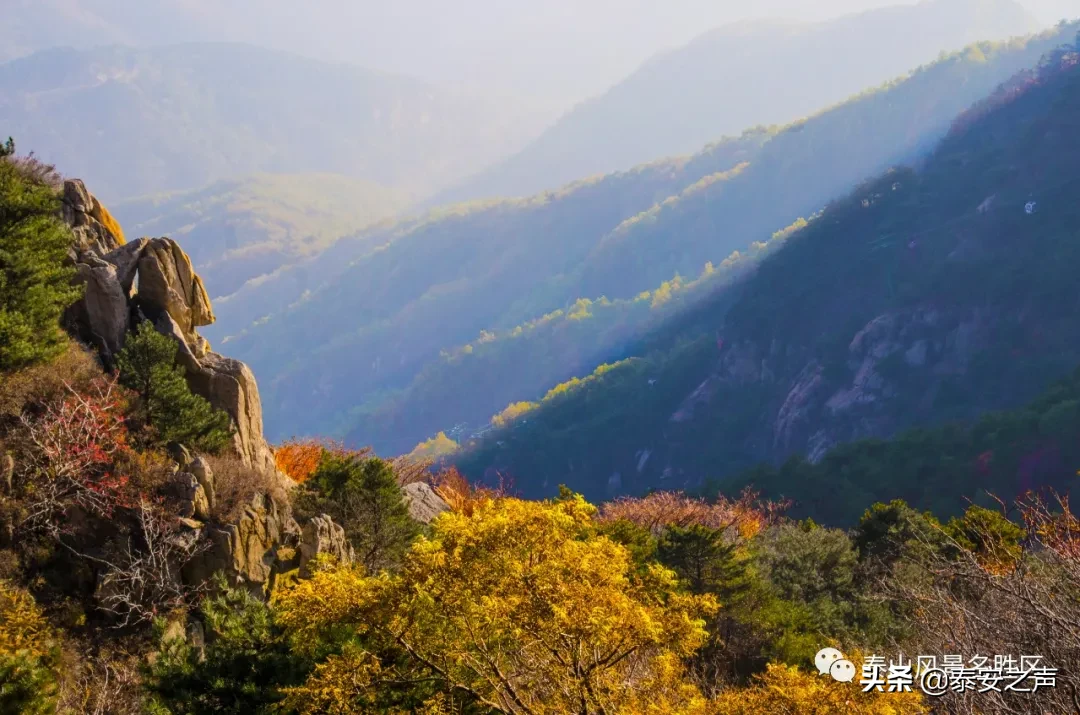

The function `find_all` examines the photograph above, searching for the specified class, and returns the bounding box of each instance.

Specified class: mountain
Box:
[454,34,1080,509]
[0,43,547,202]
[111,174,409,300]
[11,0,1050,107]
[437,0,1042,204]
[207,25,1078,452]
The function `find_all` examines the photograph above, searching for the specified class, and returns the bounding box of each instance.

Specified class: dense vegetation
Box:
[0,43,545,201]
[0,142,81,371]
[213,24,1079,454]
[438,0,1038,203]
[456,32,1080,507]
[113,174,410,300]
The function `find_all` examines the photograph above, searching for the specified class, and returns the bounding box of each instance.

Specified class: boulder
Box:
[71,254,130,360]
[137,238,215,348]
[402,482,451,524]
[185,351,280,477]
[298,515,355,578]
[168,472,210,521]
[167,442,194,470]
[190,456,216,514]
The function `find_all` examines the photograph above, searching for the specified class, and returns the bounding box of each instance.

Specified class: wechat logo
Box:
[815,647,856,683]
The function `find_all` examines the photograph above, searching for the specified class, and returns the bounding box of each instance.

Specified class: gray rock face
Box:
[69,253,130,361]
[402,482,451,524]
[299,515,355,578]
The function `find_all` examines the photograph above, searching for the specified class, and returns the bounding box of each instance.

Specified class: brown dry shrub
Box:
[432,467,508,516]
[0,339,102,424]
[57,638,148,715]
[205,453,290,524]
[390,455,432,487]
[8,153,63,190]
[113,447,175,498]
[599,488,788,540]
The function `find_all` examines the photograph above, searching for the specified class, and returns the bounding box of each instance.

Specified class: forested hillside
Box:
[438,0,1039,203]
[209,24,1078,453]
[112,174,409,300]
[456,34,1080,511]
[0,43,545,201]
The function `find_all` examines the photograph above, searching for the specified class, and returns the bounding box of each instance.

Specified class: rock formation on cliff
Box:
[62,179,279,477]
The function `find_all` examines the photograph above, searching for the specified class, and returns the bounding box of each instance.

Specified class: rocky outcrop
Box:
[298,515,355,578]
[185,352,278,475]
[61,182,280,477]
[56,180,358,607]
[773,362,825,453]
[137,238,215,349]
[183,492,300,597]
[402,482,451,524]
[62,179,124,257]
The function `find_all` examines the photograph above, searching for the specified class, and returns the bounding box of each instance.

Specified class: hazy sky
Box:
[19,0,1078,107]
[168,0,1076,105]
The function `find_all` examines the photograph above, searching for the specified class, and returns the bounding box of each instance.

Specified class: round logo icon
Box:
[830,659,857,683]
[814,647,844,676]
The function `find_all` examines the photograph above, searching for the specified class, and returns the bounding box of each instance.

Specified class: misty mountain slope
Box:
[0,43,546,202]
[454,36,1080,508]
[112,174,409,300]
[215,136,770,439]
[438,0,1041,203]
[211,25,1078,453]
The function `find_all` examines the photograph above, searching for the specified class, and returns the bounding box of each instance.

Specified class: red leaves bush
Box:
[18,377,138,530]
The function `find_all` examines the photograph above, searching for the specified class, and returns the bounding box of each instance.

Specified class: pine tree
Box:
[0,139,82,371]
[116,321,232,453]
[304,452,420,571]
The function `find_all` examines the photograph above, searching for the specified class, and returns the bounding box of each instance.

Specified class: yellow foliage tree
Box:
[407,431,460,460]
[709,663,927,715]
[491,401,538,428]
[277,496,718,714]
[0,580,52,657]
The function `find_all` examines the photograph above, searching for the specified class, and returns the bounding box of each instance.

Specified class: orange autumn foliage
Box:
[275,438,371,484]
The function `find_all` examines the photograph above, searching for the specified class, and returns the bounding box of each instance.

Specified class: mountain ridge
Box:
[0,42,548,202]
[453,34,1080,508]
[434,0,1042,204]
